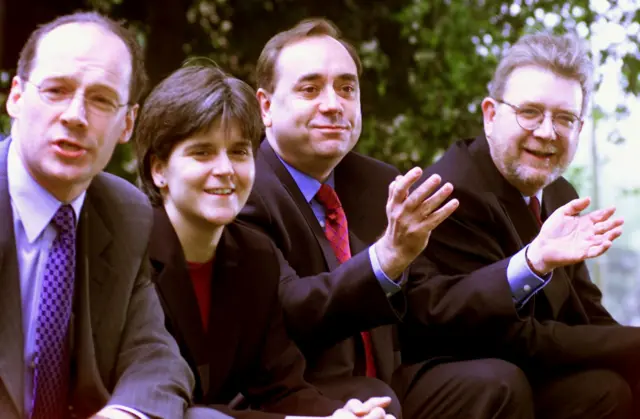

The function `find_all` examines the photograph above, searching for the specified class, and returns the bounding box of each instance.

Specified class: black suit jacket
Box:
[401,135,640,381]
[149,207,343,419]
[0,138,194,419]
[239,141,406,385]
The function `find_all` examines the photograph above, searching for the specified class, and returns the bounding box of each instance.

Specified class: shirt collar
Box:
[276,154,335,203]
[523,190,543,205]
[8,140,86,244]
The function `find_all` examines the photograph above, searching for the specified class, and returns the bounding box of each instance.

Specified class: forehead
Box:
[274,35,358,84]
[31,23,132,96]
[503,65,583,113]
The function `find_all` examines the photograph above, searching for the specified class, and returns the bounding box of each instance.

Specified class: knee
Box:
[459,358,530,397]
[589,370,632,418]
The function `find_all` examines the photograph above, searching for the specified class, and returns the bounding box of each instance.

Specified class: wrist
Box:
[374,238,406,280]
[526,240,551,276]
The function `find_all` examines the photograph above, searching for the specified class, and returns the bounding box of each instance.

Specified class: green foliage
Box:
[3,0,640,178]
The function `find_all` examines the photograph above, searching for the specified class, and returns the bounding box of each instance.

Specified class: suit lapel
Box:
[149,208,209,371]
[260,142,339,270]
[69,193,113,409]
[204,229,243,398]
[0,138,25,418]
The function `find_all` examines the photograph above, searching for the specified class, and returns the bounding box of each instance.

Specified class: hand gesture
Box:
[375,167,459,279]
[331,397,395,419]
[527,197,623,275]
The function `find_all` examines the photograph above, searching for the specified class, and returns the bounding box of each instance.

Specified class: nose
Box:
[211,152,234,176]
[60,93,88,129]
[318,88,343,114]
[534,112,556,140]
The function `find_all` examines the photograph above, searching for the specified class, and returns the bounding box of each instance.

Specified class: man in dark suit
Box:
[0,12,195,419]
[402,32,638,418]
[239,18,534,419]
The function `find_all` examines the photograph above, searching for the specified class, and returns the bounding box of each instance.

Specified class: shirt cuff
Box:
[369,246,403,297]
[507,245,552,308]
[98,405,150,419]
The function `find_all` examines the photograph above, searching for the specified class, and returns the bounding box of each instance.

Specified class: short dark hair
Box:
[256,18,362,93]
[17,11,148,104]
[134,63,263,206]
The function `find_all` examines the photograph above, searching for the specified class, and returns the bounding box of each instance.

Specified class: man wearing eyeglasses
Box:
[0,11,200,419]
[399,32,640,418]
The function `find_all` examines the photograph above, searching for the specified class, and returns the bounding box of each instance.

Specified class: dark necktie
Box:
[32,205,76,419]
[315,184,377,378]
[528,196,543,227]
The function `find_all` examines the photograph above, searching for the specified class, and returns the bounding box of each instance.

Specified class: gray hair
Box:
[488,32,593,116]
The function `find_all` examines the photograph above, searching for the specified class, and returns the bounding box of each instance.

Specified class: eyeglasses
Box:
[495,99,582,137]
[24,79,129,116]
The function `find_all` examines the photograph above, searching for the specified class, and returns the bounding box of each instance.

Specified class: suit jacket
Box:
[149,207,343,419]
[0,138,194,419]
[401,135,640,381]
[238,140,406,386]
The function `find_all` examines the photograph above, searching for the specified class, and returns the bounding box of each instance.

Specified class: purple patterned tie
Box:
[32,204,76,419]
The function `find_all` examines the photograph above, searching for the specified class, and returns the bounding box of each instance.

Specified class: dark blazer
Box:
[149,207,343,419]
[401,135,640,381]
[238,140,406,386]
[0,138,194,419]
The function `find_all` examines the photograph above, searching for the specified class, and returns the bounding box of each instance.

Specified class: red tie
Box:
[528,196,543,227]
[316,184,377,378]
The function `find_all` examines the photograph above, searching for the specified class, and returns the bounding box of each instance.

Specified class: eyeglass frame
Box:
[494,98,583,137]
[22,78,131,116]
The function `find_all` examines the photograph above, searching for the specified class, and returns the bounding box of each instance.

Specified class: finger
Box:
[404,173,442,210]
[389,168,422,206]
[361,407,387,419]
[331,408,355,419]
[344,399,366,415]
[362,396,391,410]
[418,182,454,217]
[422,198,460,229]
[594,218,624,235]
[587,206,616,223]
[585,241,612,259]
[385,415,397,419]
[561,197,591,216]
[604,226,623,242]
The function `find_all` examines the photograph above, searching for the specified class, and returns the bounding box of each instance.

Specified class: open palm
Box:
[531,197,623,272]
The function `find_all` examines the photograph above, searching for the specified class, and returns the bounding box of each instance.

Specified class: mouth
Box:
[312,124,349,131]
[204,187,235,196]
[524,148,555,159]
[52,139,87,158]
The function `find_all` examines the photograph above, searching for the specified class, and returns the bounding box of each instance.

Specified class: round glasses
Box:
[496,99,582,138]
[25,79,129,116]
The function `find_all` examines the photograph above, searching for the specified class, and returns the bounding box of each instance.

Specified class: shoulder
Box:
[545,176,579,200]
[225,221,278,255]
[87,172,153,240]
[341,151,400,177]
[424,138,479,185]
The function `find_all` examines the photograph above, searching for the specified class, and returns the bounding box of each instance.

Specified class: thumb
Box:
[561,197,590,216]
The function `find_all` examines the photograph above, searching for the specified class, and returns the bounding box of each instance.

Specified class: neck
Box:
[165,204,223,263]
[266,134,338,182]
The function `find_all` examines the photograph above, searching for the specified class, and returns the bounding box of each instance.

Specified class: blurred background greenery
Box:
[1,0,639,322]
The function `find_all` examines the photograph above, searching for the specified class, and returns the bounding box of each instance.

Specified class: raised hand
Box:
[527,197,623,275]
[374,167,459,280]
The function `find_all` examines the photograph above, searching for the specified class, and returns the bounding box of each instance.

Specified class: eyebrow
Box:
[520,101,580,116]
[296,72,358,84]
